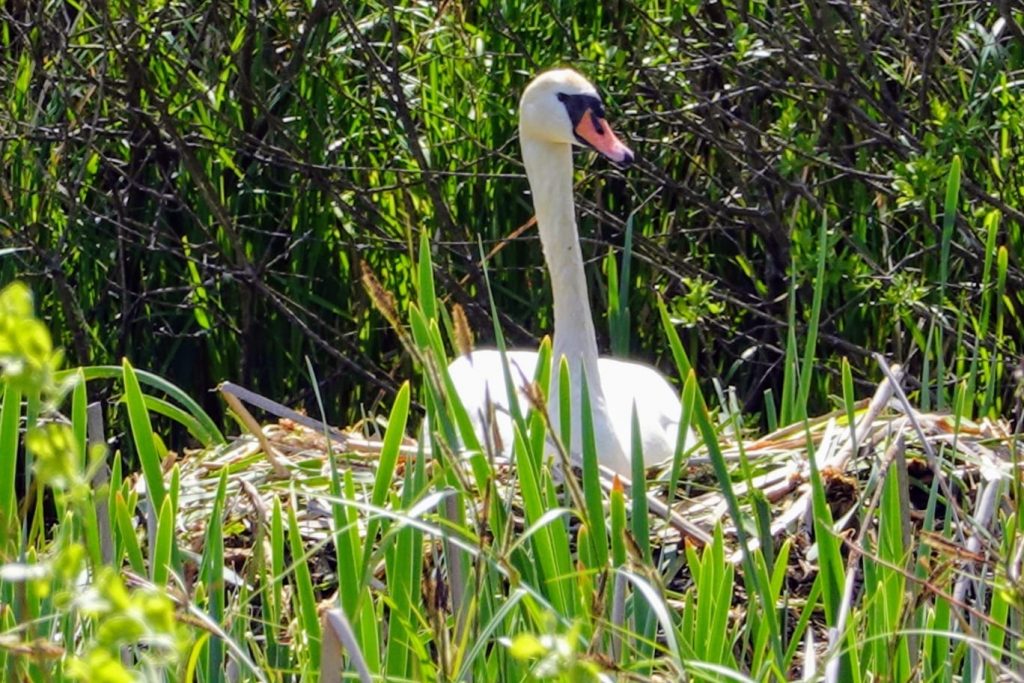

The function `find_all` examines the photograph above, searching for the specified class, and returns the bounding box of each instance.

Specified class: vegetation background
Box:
[4,1,1024,682]
[5,0,1021,435]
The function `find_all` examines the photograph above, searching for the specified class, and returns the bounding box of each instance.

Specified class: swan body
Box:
[443,69,691,478]
[447,350,684,475]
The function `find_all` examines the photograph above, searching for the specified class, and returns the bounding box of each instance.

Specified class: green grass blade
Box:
[71,371,87,469]
[139,394,216,446]
[417,231,437,321]
[335,470,363,619]
[796,212,829,418]
[114,491,146,575]
[201,469,228,680]
[607,214,635,356]
[939,155,961,301]
[384,452,428,679]
[121,359,166,513]
[935,155,962,411]
[270,497,287,671]
[152,496,174,586]
[0,382,21,543]
[362,381,410,571]
[657,296,693,378]
[287,489,321,671]
[605,247,623,354]
[57,365,225,445]
[780,282,799,424]
[629,405,651,562]
[511,422,572,616]
[579,372,609,569]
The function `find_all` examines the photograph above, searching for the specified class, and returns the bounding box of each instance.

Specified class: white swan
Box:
[444,68,691,478]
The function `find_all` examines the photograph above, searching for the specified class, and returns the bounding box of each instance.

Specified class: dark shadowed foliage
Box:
[2,1,1021,436]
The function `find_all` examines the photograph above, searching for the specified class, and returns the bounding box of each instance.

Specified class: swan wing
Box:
[597,357,688,467]
[443,350,541,457]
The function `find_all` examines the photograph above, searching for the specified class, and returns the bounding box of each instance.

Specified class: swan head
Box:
[519,68,634,165]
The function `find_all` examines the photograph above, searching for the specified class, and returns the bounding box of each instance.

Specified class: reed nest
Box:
[157,368,1021,609]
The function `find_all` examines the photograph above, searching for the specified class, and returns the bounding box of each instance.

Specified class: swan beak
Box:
[574,109,634,166]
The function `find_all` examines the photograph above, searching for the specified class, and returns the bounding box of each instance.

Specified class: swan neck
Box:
[520,136,600,384]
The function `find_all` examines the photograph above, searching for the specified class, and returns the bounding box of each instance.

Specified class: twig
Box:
[726,363,901,564]
[219,385,292,479]
[874,355,968,548]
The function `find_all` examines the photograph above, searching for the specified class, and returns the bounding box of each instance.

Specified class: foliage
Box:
[3,1,1024,681]
[2,249,1022,680]
[2,1,1021,432]
[0,282,200,680]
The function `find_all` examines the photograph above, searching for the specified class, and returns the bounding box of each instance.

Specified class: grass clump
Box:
[2,1,1021,431]
[5,259,1023,680]
[2,0,1024,680]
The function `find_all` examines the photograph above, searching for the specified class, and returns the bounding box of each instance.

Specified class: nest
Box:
[157,370,1021,597]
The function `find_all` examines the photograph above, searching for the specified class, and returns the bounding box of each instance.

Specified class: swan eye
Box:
[557,92,605,128]
[554,90,631,164]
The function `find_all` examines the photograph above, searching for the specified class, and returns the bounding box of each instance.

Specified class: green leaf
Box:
[122,358,166,513]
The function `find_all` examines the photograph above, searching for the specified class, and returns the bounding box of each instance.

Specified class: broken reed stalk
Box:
[724,363,902,563]
[220,385,291,478]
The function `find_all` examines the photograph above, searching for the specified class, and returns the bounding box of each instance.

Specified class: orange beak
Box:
[574,109,634,165]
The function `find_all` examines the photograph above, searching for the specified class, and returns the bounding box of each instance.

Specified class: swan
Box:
[444,68,691,479]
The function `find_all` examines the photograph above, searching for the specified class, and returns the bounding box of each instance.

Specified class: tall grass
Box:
[3,217,1022,679]
[1,1,1020,435]
[2,1,1024,680]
